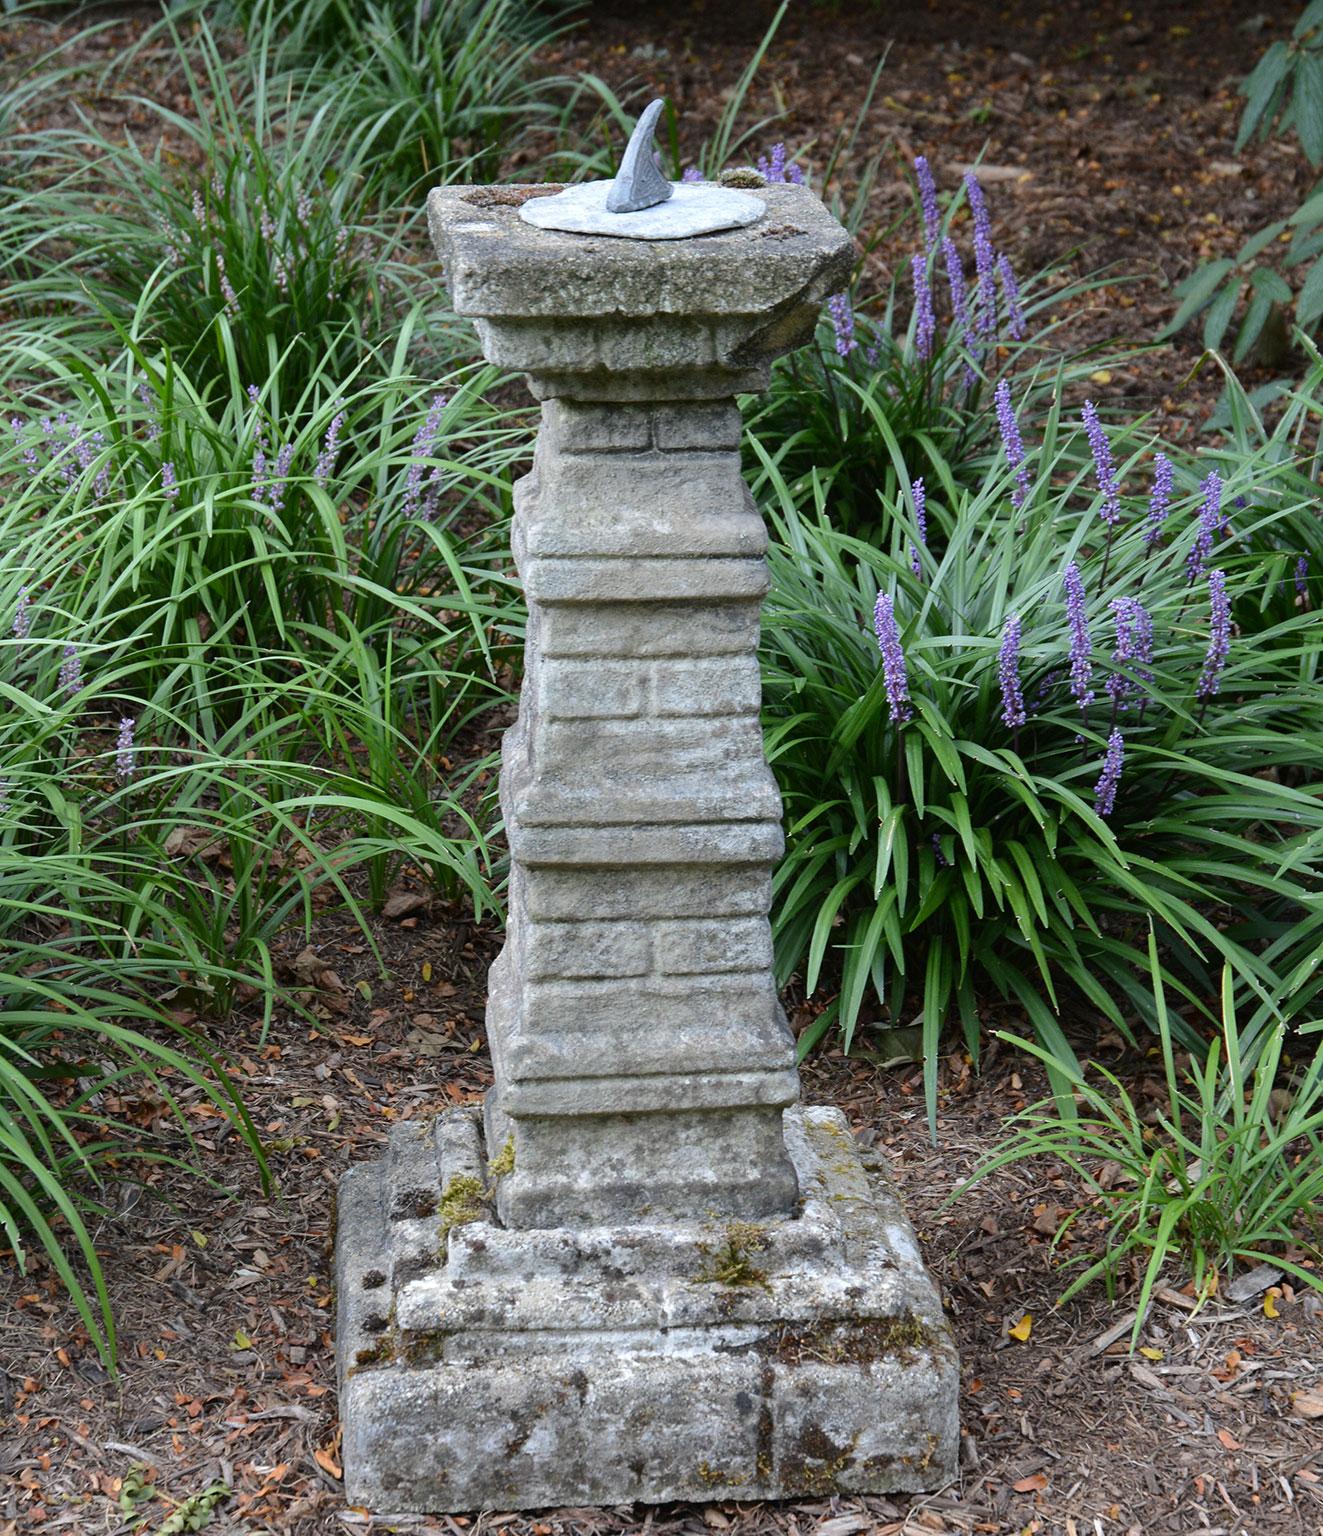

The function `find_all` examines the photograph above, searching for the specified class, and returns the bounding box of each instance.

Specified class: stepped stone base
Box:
[336,1106,959,1513]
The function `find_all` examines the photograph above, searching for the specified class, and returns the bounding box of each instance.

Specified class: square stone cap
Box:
[426,182,854,322]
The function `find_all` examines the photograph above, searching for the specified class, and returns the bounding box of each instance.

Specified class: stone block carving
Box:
[336,181,960,1512]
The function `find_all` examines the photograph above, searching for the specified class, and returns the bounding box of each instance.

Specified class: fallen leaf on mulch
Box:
[290,948,346,991]
[382,888,430,919]
[1008,1313,1033,1342]
[1293,1390,1323,1420]
[313,1448,341,1479]
[1013,1472,1049,1493]
[1217,1429,1243,1451]
[163,825,223,859]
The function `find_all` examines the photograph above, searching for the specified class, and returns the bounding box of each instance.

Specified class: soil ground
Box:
[2,2,1322,1534]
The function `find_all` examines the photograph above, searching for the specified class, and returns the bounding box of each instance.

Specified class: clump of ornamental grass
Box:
[0,312,529,1357]
[754,379,1322,1123]
[0,623,503,1368]
[954,936,1323,1335]
[158,0,590,206]
[2,312,527,667]
[745,159,1123,534]
[0,19,431,399]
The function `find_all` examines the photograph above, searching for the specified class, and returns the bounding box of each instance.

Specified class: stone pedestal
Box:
[336,182,959,1512]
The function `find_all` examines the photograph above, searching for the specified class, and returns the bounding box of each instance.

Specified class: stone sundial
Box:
[519,98,766,240]
[335,98,959,1515]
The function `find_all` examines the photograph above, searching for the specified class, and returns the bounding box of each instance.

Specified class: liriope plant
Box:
[755,377,1322,1124]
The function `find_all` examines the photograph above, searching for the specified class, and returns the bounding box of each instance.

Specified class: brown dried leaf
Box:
[381,888,430,920]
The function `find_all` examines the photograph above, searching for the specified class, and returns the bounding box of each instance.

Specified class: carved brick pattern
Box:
[485,392,801,1228]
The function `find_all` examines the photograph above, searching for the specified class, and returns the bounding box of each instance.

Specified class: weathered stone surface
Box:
[337,1108,959,1512]
[336,175,958,1513]
[524,178,765,239]
[428,184,850,326]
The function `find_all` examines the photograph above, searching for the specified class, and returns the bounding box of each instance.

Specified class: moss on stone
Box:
[772,1312,938,1366]
[695,1461,748,1488]
[488,1135,516,1178]
[437,1173,487,1236]
[399,1328,448,1368]
[350,1336,396,1372]
[694,1222,771,1290]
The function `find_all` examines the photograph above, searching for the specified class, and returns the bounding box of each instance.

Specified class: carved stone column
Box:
[336,182,959,1513]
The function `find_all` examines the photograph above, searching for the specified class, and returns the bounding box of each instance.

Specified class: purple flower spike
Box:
[912,477,928,546]
[315,406,345,489]
[994,379,1032,510]
[11,418,39,476]
[1186,470,1222,585]
[137,385,162,443]
[872,591,913,724]
[161,461,179,502]
[1092,729,1125,818]
[997,253,1026,340]
[115,716,136,783]
[964,171,997,334]
[404,394,449,519]
[680,165,703,183]
[759,143,786,181]
[756,143,805,184]
[1081,401,1121,528]
[268,442,295,515]
[941,235,977,356]
[1106,596,1153,711]
[998,613,1026,729]
[251,446,268,503]
[1063,562,1094,711]
[1144,452,1173,548]
[58,643,83,695]
[1296,554,1309,602]
[911,254,935,360]
[1196,569,1231,701]
[12,585,31,641]
[914,155,940,252]
[827,293,856,357]
[215,252,239,319]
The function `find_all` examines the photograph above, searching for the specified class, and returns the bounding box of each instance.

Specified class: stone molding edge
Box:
[335,1106,959,1512]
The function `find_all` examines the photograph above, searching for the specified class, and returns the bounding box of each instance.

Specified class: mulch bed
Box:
[3,1,1322,1533]
[3,931,1321,1535]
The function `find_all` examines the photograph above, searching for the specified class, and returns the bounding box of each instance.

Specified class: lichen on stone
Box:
[696,1461,748,1487]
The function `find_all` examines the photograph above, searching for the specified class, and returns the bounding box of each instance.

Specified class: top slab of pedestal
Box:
[426,183,853,325]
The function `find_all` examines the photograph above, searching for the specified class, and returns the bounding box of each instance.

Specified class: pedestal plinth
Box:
[336,182,959,1512]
